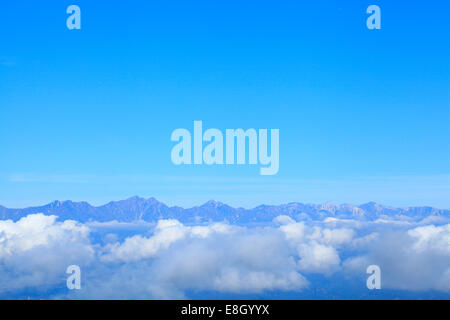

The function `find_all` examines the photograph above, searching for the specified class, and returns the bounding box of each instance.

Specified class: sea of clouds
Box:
[0,213,449,299]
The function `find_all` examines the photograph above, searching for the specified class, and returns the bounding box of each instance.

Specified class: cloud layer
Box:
[0,213,449,299]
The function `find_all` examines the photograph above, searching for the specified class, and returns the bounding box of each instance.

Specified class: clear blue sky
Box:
[0,1,449,208]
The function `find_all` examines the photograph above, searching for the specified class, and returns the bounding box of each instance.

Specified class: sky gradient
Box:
[0,0,449,208]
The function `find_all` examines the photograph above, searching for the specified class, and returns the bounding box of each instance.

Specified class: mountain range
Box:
[0,196,449,224]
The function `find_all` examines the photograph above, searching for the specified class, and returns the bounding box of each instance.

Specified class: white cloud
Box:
[0,214,94,293]
[408,224,450,254]
[297,241,341,273]
[213,269,307,293]
[344,223,450,292]
[101,220,233,263]
[1,214,449,298]
[321,228,355,246]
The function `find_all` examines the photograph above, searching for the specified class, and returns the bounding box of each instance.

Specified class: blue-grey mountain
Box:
[0,196,448,224]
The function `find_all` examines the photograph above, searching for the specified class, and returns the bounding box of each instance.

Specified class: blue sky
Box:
[0,0,449,208]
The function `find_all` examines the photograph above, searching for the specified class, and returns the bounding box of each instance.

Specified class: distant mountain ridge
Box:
[0,196,449,224]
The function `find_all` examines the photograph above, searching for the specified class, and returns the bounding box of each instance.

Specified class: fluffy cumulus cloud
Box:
[0,214,94,294]
[0,213,449,299]
[343,223,450,292]
[276,217,354,274]
[92,221,308,298]
[101,220,233,263]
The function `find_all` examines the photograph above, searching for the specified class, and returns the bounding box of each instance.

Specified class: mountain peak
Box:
[49,200,73,207]
[359,201,386,210]
[125,195,146,201]
[0,198,448,224]
[201,200,225,208]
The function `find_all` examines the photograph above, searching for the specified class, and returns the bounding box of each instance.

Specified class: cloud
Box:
[0,214,94,294]
[95,221,308,297]
[101,220,234,263]
[321,228,355,246]
[275,219,354,274]
[408,224,450,254]
[1,214,449,298]
[343,223,450,292]
[297,241,340,273]
[148,229,308,296]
